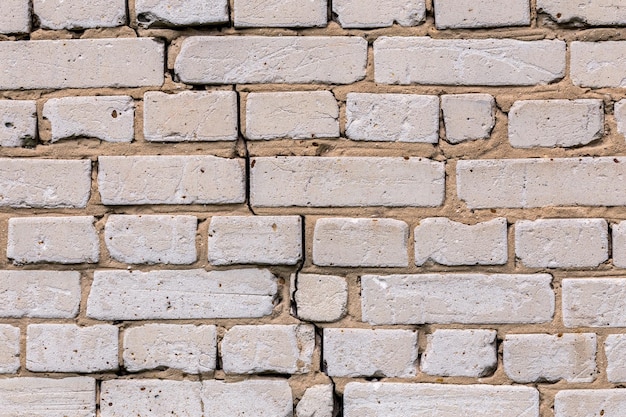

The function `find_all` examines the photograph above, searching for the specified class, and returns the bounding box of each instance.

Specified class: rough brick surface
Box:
[345,94,439,143]
[605,335,626,382]
[555,390,626,417]
[571,42,626,88]
[611,221,626,268]
[538,0,626,25]
[251,157,445,207]
[0,325,20,374]
[235,0,327,27]
[221,324,315,374]
[361,274,554,325]
[374,38,566,85]
[201,380,293,417]
[175,36,368,84]
[33,0,126,29]
[98,155,245,205]
[0,100,37,147]
[292,273,348,322]
[434,0,530,28]
[135,0,229,27]
[441,94,495,143]
[87,269,277,320]
[296,384,334,417]
[8,216,99,264]
[143,91,238,142]
[1,0,30,34]
[615,99,626,138]
[333,0,425,28]
[562,278,626,327]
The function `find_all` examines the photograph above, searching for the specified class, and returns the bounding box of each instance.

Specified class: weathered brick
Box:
[246,91,339,140]
[27,324,118,373]
[323,328,418,378]
[221,324,315,374]
[292,273,348,322]
[135,0,229,27]
[457,157,626,208]
[208,216,302,265]
[555,390,626,417]
[605,335,626,382]
[235,0,327,27]
[123,324,217,373]
[0,39,164,90]
[375,37,565,85]
[441,94,495,144]
[421,329,497,378]
[538,0,626,25]
[414,217,507,266]
[0,271,80,318]
[98,155,245,205]
[0,377,95,417]
[44,96,134,143]
[251,157,445,207]
[332,0,425,28]
[508,99,604,148]
[87,269,277,320]
[0,100,37,147]
[362,274,554,325]
[144,91,237,142]
[1,0,30,34]
[345,94,439,143]
[0,159,91,208]
[313,218,408,267]
[344,383,539,417]
[504,333,597,383]
[611,221,626,268]
[33,0,125,29]
[0,325,19,374]
[434,0,530,29]
[515,219,608,268]
[297,385,334,417]
[175,36,367,84]
[562,278,626,327]
[615,99,626,138]
[8,216,99,264]
[105,215,197,265]
[571,42,626,88]
[201,380,293,417]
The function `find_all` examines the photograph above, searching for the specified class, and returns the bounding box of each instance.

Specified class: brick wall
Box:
[1,0,625,416]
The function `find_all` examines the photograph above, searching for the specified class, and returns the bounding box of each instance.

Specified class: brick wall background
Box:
[1,0,625,416]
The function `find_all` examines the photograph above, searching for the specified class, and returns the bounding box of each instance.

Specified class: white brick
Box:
[175,36,367,84]
[0,325,19,374]
[0,100,37,147]
[539,0,626,25]
[144,91,237,142]
[555,390,626,417]
[562,278,626,327]
[345,94,439,143]
[313,218,408,267]
[605,335,626,382]
[324,328,417,378]
[208,216,302,265]
[27,324,118,373]
[87,269,277,320]
[105,215,197,265]
[332,0,425,28]
[43,96,134,143]
[222,324,314,374]
[508,100,604,148]
[612,221,626,268]
[8,216,99,264]
[572,42,626,88]
[457,157,626,208]
[0,159,91,208]
[296,385,334,417]
[123,324,217,373]
[1,0,30,34]
[292,273,347,322]
[201,380,293,417]
[421,329,497,378]
[414,217,507,266]
[0,377,95,417]
[441,94,495,143]
[615,99,626,138]
[362,274,554,325]
[0,271,80,318]
[344,383,539,417]
[251,157,445,207]
[374,37,565,86]
[246,91,338,140]
[100,380,202,417]
[504,333,597,383]
[235,0,327,27]
[515,219,608,268]
[0,39,164,90]
[98,155,245,205]
[136,0,228,27]
[434,0,530,29]
[34,0,125,29]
